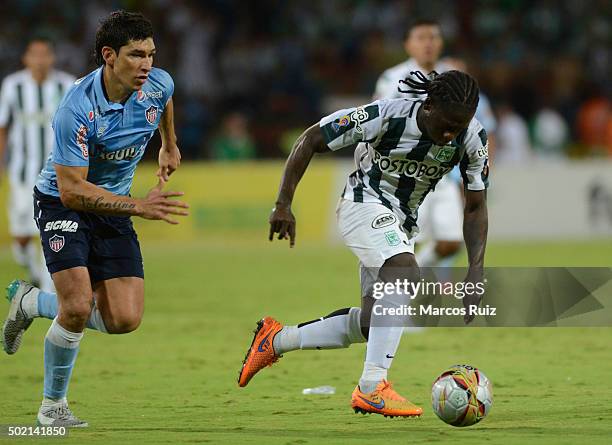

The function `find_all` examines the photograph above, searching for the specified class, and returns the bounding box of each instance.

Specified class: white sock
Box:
[41,397,67,407]
[25,242,41,283]
[415,242,439,267]
[359,291,407,393]
[273,307,365,355]
[11,241,28,267]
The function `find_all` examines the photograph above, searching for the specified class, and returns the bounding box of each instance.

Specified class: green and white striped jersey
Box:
[319,99,489,237]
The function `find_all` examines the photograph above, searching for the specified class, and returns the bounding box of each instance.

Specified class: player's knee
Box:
[435,241,462,257]
[106,313,142,334]
[61,301,92,326]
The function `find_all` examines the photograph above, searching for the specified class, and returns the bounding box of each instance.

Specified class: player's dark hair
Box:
[405,19,440,39]
[94,10,153,66]
[23,35,55,53]
[399,70,479,114]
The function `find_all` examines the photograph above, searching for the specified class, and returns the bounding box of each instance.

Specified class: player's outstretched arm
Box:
[55,164,189,224]
[462,189,488,323]
[157,97,181,181]
[269,124,330,247]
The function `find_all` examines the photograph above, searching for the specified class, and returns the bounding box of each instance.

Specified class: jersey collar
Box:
[93,67,127,115]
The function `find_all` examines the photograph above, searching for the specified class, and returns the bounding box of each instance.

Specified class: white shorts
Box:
[7,182,38,237]
[336,198,415,268]
[415,175,463,243]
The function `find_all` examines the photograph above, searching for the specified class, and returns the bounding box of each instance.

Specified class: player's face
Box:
[423,102,474,146]
[405,25,443,66]
[23,41,55,77]
[111,38,156,91]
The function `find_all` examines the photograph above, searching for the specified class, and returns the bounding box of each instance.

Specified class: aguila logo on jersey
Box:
[372,213,397,229]
[98,145,141,161]
[145,105,158,124]
[44,220,79,233]
[372,151,453,179]
[48,235,65,253]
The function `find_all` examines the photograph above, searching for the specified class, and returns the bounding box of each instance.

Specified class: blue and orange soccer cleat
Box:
[351,380,423,418]
[238,317,284,387]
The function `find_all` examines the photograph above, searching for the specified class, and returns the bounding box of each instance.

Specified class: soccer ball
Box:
[431,364,493,427]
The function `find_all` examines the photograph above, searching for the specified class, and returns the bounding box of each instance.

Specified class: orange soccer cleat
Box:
[351,380,423,418]
[238,317,284,387]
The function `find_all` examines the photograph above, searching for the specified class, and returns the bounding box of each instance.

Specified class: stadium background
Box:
[1,1,611,444]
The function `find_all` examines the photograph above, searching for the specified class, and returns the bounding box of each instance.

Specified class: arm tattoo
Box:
[80,196,136,212]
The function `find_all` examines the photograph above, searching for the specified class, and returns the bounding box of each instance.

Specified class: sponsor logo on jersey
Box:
[434,146,455,163]
[350,107,369,134]
[76,125,88,158]
[87,110,95,122]
[97,126,107,137]
[98,145,141,161]
[48,234,65,253]
[44,220,79,233]
[137,90,163,102]
[372,213,397,229]
[145,105,158,124]
[331,115,351,132]
[477,143,489,158]
[372,151,452,179]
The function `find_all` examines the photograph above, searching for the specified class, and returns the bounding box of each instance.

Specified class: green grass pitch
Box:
[1,240,611,444]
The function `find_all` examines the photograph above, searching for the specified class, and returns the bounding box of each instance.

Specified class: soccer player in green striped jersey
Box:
[239,70,488,418]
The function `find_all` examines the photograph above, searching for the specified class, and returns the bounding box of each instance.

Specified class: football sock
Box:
[39,251,55,293]
[11,241,28,266]
[25,242,41,283]
[359,291,406,393]
[35,291,107,333]
[415,242,439,267]
[273,307,365,355]
[43,318,83,400]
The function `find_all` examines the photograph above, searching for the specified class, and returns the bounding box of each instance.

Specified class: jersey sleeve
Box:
[51,106,92,167]
[459,120,490,191]
[156,69,174,104]
[319,102,383,151]
[0,77,14,127]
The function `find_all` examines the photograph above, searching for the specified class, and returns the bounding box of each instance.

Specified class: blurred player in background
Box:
[0,37,75,292]
[374,20,496,269]
[239,70,489,418]
[2,11,188,427]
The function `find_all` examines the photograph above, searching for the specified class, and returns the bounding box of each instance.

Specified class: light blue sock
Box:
[43,318,83,400]
[37,292,107,332]
[38,291,59,320]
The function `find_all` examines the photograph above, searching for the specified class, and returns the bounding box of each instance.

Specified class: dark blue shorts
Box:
[34,187,144,283]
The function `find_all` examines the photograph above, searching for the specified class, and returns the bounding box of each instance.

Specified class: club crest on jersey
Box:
[145,105,158,125]
[49,235,65,253]
[331,115,351,132]
[434,146,455,163]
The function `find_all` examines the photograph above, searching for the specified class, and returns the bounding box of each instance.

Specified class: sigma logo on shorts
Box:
[145,105,158,125]
[384,230,401,246]
[372,213,397,229]
[48,235,65,253]
[44,220,79,232]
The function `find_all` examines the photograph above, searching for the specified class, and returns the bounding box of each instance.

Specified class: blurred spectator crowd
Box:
[0,0,610,160]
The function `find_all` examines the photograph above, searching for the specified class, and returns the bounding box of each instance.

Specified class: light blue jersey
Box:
[36,66,174,197]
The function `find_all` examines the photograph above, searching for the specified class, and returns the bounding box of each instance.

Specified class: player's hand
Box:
[157,143,181,182]
[269,205,296,247]
[462,267,485,325]
[138,178,189,224]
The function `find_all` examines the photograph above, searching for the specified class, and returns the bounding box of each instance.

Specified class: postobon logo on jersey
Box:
[372,151,452,178]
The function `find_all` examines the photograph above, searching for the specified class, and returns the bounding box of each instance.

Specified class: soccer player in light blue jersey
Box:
[2,11,188,427]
